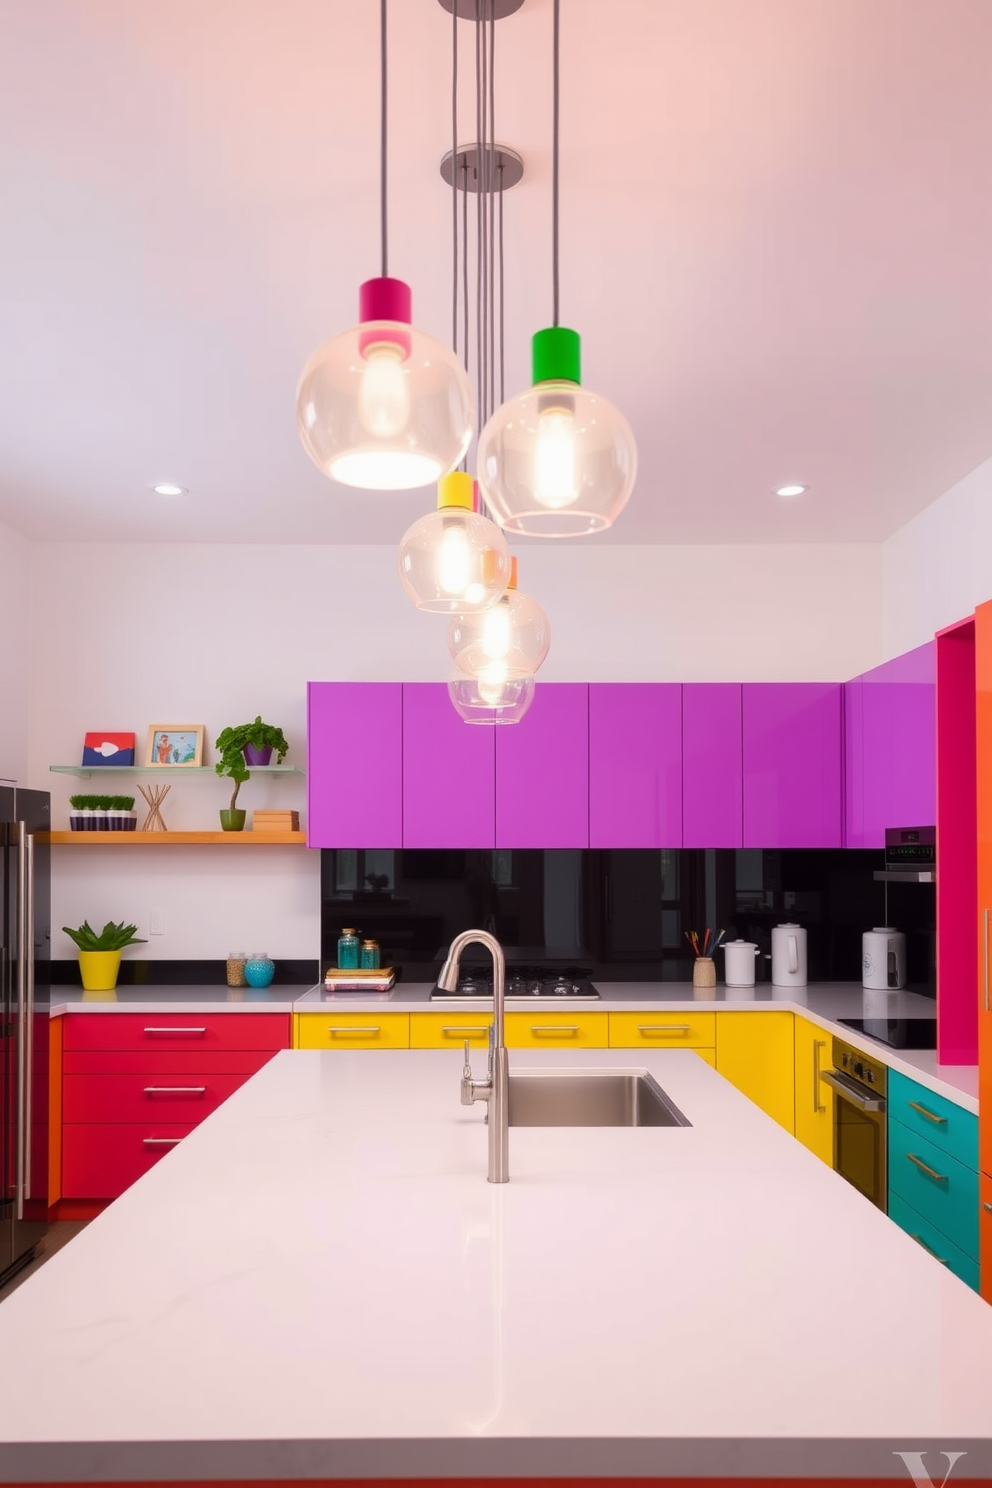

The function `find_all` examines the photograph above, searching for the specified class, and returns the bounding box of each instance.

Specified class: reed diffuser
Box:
[685,929,725,990]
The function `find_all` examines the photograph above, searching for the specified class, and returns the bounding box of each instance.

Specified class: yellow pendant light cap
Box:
[507,556,518,590]
[437,471,475,511]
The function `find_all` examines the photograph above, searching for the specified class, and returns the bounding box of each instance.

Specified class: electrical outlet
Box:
[149,909,166,937]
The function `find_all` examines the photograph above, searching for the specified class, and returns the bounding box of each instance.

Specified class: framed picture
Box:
[145,725,205,768]
[82,731,135,767]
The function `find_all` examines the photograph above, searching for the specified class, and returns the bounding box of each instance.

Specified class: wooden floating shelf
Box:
[41,831,309,846]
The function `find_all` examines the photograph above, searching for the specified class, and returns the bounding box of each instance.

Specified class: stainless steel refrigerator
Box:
[1,786,50,1285]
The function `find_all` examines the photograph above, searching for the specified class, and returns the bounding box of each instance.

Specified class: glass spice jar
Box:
[226,951,248,988]
[337,929,360,970]
[360,939,381,970]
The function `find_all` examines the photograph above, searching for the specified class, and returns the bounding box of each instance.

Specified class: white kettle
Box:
[724,939,760,988]
[862,928,907,990]
[771,923,807,988]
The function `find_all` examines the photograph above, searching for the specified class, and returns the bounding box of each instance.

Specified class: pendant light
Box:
[295,0,473,490]
[448,669,535,725]
[397,471,510,612]
[476,0,636,535]
[448,557,550,686]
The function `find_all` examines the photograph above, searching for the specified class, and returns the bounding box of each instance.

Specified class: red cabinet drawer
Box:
[62,1012,290,1053]
[62,1123,194,1199]
[63,1049,279,1076]
[63,1071,252,1125]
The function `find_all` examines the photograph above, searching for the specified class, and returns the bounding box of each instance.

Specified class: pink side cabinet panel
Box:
[844,677,865,848]
[742,684,843,847]
[402,684,495,848]
[935,621,977,1065]
[682,685,743,848]
[589,685,682,848]
[496,685,589,848]
[861,642,936,847]
[307,682,403,847]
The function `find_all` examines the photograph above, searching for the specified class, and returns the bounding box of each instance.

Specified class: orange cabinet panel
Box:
[976,600,992,1182]
[982,1171,992,1305]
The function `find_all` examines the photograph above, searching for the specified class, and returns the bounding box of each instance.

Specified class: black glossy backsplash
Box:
[320,848,936,992]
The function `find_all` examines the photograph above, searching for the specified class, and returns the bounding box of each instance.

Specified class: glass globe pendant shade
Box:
[447,556,550,683]
[397,472,511,613]
[477,328,637,536]
[448,669,536,726]
[296,277,474,491]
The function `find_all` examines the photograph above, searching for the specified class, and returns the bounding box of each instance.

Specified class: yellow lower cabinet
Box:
[410,1012,493,1049]
[505,1011,609,1049]
[296,1012,409,1050]
[609,1012,716,1049]
[694,1047,716,1068]
[715,1011,795,1134]
[794,1015,834,1164]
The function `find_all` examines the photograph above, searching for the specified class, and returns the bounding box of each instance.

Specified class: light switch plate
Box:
[149,909,166,936]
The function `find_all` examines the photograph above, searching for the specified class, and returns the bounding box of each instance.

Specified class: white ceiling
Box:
[1,0,990,546]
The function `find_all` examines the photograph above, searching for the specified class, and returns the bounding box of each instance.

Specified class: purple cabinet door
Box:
[402,684,495,848]
[682,684,742,848]
[844,676,865,848]
[861,642,936,846]
[589,685,682,847]
[307,682,402,847]
[742,684,843,847]
[495,684,589,848]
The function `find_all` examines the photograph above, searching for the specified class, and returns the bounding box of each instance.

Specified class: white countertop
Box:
[1,1047,990,1482]
[48,984,310,1015]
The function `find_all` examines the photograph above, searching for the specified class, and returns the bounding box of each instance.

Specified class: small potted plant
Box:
[213,717,289,831]
[108,794,137,831]
[68,794,89,831]
[62,919,147,991]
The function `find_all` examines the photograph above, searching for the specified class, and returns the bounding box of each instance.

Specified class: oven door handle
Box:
[819,1069,886,1112]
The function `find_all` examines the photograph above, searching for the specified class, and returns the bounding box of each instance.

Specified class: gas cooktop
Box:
[430,967,600,1000]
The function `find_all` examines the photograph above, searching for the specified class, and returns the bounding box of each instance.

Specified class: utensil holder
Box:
[692,956,716,989]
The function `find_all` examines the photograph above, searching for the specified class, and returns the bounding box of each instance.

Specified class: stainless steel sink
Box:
[507,1070,690,1128]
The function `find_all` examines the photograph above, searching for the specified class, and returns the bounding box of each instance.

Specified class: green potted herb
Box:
[213,716,289,831]
[62,919,147,991]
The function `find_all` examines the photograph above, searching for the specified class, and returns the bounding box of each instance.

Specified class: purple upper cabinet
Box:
[682,684,743,848]
[589,685,682,848]
[742,683,843,847]
[844,676,865,848]
[307,682,402,847]
[402,684,495,848]
[861,642,936,846]
[495,684,589,848]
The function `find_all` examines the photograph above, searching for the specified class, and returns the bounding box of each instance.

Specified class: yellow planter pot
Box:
[78,950,122,991]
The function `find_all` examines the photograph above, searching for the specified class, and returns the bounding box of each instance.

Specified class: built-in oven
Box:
[819,1037,887,1210]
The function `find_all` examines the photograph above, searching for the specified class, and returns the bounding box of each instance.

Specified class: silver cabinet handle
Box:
[142,1137,183,1146]
[529,1025,580,1035]
[983,1202,992,1214]
[143,1086,207,1094]
[813,1039,826,1115]
[441,1025,490,1036]
[907,1152,948,1184]
[907,1099,947,1125]
[143,1026,207,1035]
[329,1026,381,1035]
[14,823,27,1219]
[910,1233,950,1266]
[985,908,990,1013]
[636,1024,691,1033]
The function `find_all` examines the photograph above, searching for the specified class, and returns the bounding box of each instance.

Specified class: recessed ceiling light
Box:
[151,483,186,497]
[775,484,807,498]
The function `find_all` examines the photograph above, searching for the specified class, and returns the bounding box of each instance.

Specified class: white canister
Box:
[862,927,907,990]
[723,939,760,988]
[771,923,807,987]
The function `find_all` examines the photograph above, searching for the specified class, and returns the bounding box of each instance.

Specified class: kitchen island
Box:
[1,1047,992,1484]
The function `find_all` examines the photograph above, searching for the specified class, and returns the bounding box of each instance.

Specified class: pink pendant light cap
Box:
[360,277,412,325]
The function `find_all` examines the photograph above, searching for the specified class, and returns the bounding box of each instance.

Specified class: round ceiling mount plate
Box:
[437,0,525,18]
[440,145,524,192]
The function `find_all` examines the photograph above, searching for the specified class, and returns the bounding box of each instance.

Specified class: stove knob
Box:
[865,1069,874,1083]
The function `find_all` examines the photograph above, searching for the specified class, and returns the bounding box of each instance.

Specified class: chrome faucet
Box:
[437,929,508,1183]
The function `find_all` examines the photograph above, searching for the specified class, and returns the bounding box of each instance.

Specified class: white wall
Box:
[0,517,32,784]
[30,539,883,960]
[882,455,992,654]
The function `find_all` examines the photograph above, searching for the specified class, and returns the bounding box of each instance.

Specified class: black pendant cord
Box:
[451,0,458,358]
[488,1,497,424]
[552,0,560,327]
[498,161,505,405]
[380,0,389,278]
[475,7,484,443]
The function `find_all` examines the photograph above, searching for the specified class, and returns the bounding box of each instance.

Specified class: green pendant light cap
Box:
[532,327,581,386]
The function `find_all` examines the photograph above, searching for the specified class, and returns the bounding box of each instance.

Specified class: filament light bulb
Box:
[481,603,512,660]
[357,342,410,440]
[535,403,578,510]
[437,522,472,597]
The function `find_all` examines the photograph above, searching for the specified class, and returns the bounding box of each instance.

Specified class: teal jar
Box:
[360,940,381,970]
[244,953,275,989]
[337,929,360,970]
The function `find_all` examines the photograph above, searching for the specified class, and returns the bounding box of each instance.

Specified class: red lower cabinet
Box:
[59,1013,290,1206]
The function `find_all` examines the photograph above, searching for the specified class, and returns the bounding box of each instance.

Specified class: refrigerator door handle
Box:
[23,830,35,1203]
[15,822,27,1219]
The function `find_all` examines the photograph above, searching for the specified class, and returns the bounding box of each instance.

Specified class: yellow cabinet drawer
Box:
[410,1013,493,1049]
[609,1012,716,1048]
[505,1012,609,1049]
[295,1013,410,1050]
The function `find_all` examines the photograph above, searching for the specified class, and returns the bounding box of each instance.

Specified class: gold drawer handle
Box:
[637,1024,691,1034]
[982,1202,992,1214]
[441,1026,490,1036]
[909,1233,950,1266]
[908,1099,947,1125]
[330,1026,381,1036]
[529,1025,580,1035]
[142,1137,183,1147]
[907,1152,948,1183]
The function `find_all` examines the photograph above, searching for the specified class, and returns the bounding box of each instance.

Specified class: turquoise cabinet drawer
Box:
[887,1070,978,1172]
[888,1193,979,1292]
[888,1118,979,1260]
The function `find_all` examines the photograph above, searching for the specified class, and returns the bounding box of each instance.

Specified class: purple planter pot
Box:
[243,744,273,767]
